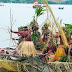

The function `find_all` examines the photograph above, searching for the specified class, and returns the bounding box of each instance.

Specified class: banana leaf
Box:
[43,43,47,49]
[65,24,72,28]
[63,24,72,34]
[35,7,45,17]
[58,55,69,62]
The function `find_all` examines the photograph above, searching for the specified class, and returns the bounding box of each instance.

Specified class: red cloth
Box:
[33,0,38,5]
[11,29,32,41]
[38,5,41,7]
[42,38,47,42]
[11,29,19,33]
[20,30,32,41]
[48,50,54,55]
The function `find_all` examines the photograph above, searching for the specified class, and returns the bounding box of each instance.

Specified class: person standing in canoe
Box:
[11,26,37,57]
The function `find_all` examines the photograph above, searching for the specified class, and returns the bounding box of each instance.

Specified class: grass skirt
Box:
[17,41,37,57]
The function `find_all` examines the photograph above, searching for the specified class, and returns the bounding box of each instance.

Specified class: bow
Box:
[9,8,17,46]
[10,8,12,40]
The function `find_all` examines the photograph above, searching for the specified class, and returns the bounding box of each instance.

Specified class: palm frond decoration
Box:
[64,24,72,34]
[65,24,72,28]
[35,7,45,17]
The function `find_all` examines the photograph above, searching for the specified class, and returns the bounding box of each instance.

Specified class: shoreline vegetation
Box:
[0,0,72,4]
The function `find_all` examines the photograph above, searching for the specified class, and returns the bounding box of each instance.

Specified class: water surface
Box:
[0,3,72,48]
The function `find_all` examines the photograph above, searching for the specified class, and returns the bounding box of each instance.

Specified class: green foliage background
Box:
[0,0,40,3]
[0,0,72,4]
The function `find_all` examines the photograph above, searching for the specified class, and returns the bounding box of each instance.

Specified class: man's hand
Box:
[10,29,13,32]
[12,38,15,40]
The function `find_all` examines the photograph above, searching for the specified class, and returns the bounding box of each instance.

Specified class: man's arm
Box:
[11,29,19,33]
[12,38,19,40]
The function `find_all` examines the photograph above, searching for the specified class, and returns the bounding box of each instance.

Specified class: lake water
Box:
[0,3,72,48]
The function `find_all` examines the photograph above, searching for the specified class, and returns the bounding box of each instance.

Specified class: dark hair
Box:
[24,26,28,28]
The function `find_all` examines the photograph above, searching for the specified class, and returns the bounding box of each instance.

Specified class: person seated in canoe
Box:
[42,23,50,43]
[50,31,63,45]
[42,31,64,55]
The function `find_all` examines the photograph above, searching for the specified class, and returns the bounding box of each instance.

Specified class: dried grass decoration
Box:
[17,41,37,57]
